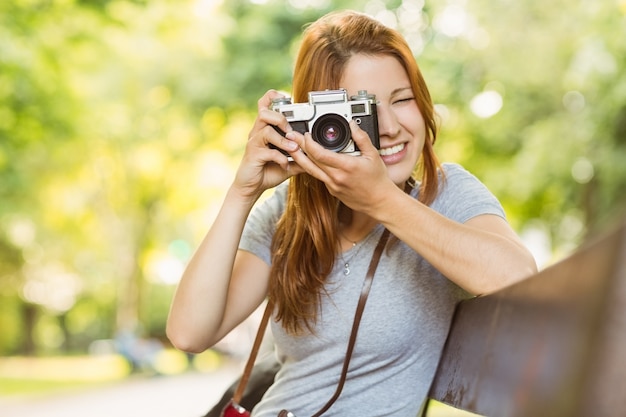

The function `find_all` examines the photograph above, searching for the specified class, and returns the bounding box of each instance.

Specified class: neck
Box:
[338,207,377,247]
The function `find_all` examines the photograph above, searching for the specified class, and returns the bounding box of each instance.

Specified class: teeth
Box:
[378,143,405,156]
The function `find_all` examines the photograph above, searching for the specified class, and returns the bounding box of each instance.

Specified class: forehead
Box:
[339,54,410,95]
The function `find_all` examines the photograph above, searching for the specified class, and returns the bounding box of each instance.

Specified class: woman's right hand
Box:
[232,90,303,201]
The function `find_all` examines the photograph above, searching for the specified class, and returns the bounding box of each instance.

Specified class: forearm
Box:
[372,191,537,295]
[166,186,257,352]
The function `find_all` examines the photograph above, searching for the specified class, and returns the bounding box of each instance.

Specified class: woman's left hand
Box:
[287,121,394,213]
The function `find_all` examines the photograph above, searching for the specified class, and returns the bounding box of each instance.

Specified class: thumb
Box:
[349,120,379,156]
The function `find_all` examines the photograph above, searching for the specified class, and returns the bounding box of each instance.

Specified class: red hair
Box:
[270,10,441,334]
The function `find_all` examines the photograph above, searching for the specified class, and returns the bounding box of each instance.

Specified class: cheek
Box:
[399,110,427,142]
[397,102,424,127]
[404,116,426,160]
[412,112,428,143]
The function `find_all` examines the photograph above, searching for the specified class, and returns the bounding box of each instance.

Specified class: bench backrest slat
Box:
[427,222,626,417]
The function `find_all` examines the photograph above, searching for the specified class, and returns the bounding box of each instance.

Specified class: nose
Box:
[376,104,400,139]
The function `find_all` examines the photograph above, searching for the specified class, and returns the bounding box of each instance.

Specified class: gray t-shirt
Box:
[239,163,505,416]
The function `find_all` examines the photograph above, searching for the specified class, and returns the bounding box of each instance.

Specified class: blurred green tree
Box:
[0,0,624,356]
[420,0,626,260]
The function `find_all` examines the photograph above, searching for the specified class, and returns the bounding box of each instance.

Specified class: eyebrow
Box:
[390,87,413,96]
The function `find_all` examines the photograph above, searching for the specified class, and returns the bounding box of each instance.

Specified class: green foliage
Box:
[0,0,625,356]
[419,0,626,254]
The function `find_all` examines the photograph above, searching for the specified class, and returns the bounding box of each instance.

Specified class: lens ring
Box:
[312,114,350,151]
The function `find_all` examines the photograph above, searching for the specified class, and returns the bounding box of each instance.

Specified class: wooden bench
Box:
[423,221,626,417]
[206,222,625,417]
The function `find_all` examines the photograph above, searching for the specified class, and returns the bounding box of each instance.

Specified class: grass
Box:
[426,401,484,417]
[0,354,129,397]
[0,377,110,396]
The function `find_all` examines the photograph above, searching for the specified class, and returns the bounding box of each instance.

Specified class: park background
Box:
[1,0,625,414]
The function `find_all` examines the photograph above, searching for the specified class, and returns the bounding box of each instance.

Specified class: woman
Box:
[167,10,537,416]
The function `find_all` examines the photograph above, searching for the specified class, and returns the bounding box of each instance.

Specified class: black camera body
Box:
[271,89,379,156]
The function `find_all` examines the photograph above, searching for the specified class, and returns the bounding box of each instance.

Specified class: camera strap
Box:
[233,227,391,415]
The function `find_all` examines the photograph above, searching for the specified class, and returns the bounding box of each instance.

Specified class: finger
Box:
[262,108,294,135]
[249,91,289,140]
[248,146,293,177]
[248,112,291,143]
[287,133,333,183]
[259,125,299,156]
[286,161,305,177]
[292,130,348,170]
[349,120,379,158]
[257,89,288,111]
[256,90,293,136]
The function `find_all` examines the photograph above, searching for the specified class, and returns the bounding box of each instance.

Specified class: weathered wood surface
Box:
[428,222,626,417]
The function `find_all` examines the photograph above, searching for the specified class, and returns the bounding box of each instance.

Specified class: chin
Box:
[387,167,414,188]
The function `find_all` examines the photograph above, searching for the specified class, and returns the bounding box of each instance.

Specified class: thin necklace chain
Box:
[339,229,376,276]
[339,230,358,247]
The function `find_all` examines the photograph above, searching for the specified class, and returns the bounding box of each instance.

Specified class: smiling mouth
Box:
[378,143,406,156]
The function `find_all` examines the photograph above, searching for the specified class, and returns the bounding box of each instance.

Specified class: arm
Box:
[166,91,303,353]
[372,192,537,295]
[166,189,268,353]
[286,123,537,296]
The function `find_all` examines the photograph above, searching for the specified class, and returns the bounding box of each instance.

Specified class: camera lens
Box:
[312,114,350,151]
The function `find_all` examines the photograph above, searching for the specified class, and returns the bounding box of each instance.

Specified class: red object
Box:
[221,400,251,417]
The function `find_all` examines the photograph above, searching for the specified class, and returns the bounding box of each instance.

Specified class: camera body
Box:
[271,89,379,156]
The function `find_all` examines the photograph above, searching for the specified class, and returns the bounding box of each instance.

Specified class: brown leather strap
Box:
[311,227,390,417]
[233,228,391,414]
[233,297,275,404]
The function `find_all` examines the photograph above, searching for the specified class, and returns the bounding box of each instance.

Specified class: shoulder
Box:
[438,162,491,193]
[440,162,474,181]
[244,181,290,231]
[432,163,506,223]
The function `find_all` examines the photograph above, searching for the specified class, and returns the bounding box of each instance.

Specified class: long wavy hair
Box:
[269,10,441,334]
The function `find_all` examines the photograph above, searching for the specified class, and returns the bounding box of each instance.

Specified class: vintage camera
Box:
[271,89,379,156]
